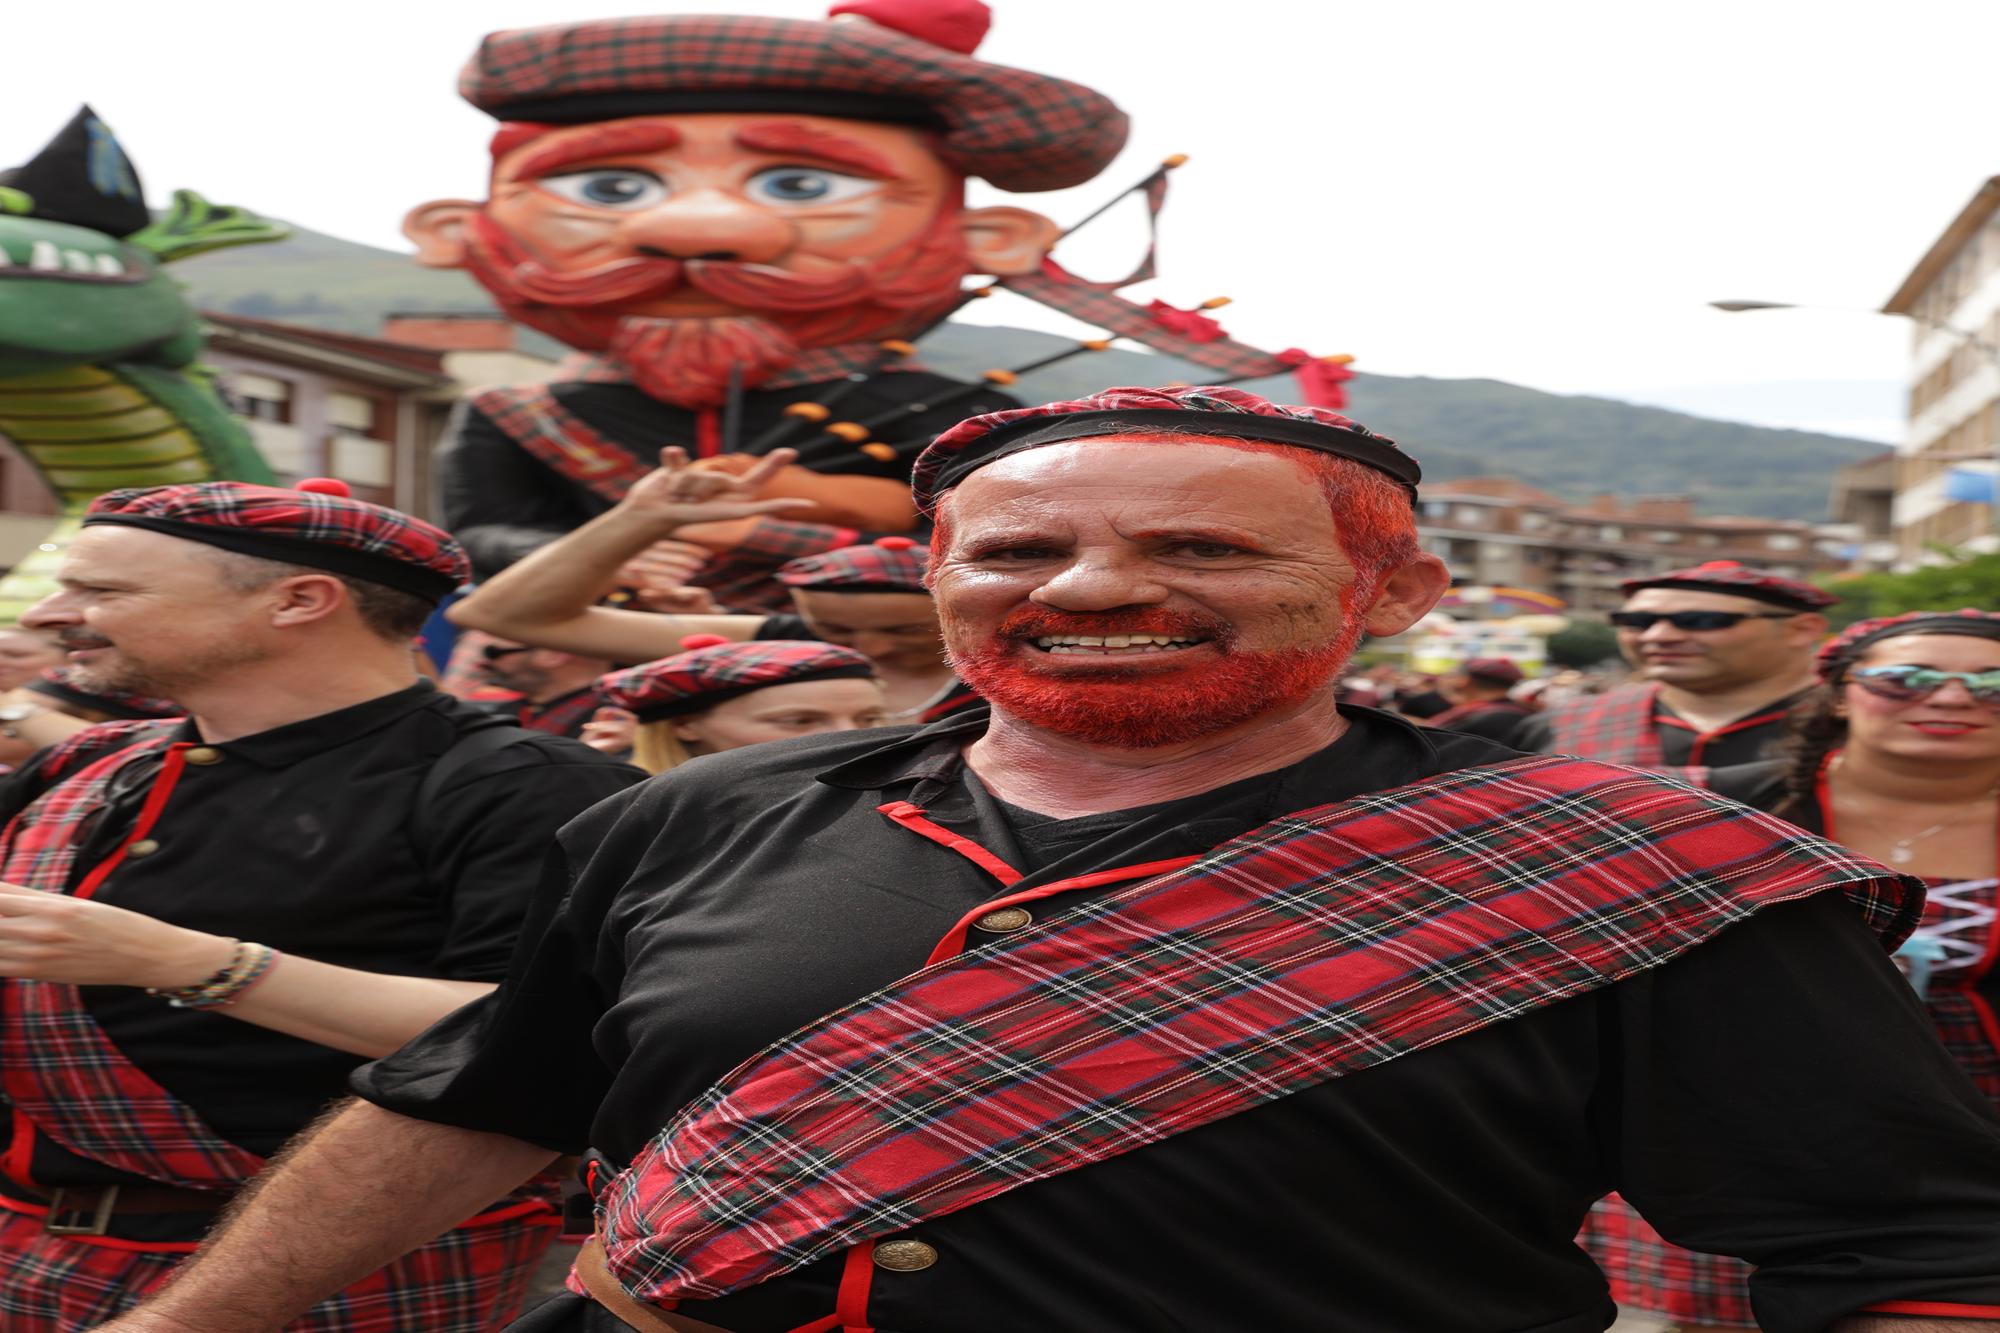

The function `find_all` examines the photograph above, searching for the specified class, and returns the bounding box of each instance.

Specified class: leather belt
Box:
[36,1182,234,1236]
[573,1237,736,1333]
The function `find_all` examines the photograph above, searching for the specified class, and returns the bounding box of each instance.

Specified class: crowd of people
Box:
[0,384,1989,1333]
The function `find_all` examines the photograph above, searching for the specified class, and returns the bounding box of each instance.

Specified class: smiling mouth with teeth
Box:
[1031,634,1207,654]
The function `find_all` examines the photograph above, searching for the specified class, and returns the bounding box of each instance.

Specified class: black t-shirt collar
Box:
[174,681,443,768]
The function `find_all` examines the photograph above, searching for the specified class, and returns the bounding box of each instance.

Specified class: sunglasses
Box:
[479,644,532,662]
[1849,664,2000,709]
[1609,611,1798,632]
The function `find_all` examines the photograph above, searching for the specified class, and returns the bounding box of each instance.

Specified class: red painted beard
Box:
[948,606,1363,748]
[459,210,975,408]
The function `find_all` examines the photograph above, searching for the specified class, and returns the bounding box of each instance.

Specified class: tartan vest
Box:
[1543,685,1664,766]
[0,722,268,1189]
[597,754,1919,1305]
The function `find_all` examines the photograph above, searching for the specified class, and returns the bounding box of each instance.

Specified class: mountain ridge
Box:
[174,225,1880,521]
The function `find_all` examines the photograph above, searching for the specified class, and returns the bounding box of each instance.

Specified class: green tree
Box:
[1820,552,2000,630]
[1545,619,1622,668]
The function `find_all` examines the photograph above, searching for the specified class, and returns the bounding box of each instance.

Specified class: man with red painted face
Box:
[99,390,2000,1333]
[413,0,1122,588]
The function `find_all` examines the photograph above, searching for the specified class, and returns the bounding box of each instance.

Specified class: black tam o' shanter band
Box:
[918,409,1422,507]
[80,515,461,604]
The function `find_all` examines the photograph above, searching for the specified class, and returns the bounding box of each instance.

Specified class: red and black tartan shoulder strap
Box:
[34,720,179,784]
[469,384,652,504]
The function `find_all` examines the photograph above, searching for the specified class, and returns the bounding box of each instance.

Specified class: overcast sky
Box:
[12,0,1996,443]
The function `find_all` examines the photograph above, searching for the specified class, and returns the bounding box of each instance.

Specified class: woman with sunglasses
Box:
[1588,608,2000,1332]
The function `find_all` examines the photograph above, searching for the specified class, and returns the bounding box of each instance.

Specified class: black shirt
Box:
[439,374,1020,577]
[1430,698,1535,745]
[1515,687,1808,767]
[357,708,2000,1333]
[0,684,644,1212]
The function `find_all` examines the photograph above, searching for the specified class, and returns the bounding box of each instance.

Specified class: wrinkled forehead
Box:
[942,437,1332,535]
[59,523,217,581]
[1619,586,1794,617]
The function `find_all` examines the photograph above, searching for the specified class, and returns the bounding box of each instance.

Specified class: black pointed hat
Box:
[0,106,149,236]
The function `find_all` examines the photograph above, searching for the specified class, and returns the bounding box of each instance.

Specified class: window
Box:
[230,373,293,424]
[1765,534,1803,551]
[1599,525,1624,542]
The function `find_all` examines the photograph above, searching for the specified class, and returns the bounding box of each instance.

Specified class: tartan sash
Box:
[599,755,1919,1304]
[0,722,267,1188]
[470,384,651,506]
[1543,685,1665,767]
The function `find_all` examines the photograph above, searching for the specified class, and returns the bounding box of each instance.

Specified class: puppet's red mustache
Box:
[504,256,876,310]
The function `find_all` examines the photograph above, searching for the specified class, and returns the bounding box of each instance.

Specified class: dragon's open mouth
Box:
[0,234,145,284]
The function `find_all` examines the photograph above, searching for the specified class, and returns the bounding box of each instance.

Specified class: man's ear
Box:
[402,200,481,269]
[959,206,1060,277]
[1361,554,1453,639]
[265,574,349,630]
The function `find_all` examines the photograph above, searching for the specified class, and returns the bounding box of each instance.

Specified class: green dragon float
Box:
[0,107,285,620]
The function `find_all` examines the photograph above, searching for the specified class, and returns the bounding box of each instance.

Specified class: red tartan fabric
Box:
[515,689,599,739]
[84,482,469,594]
[696,518,862,613]
[1579,1196,1757,1327]
[0,1202,557,1332]
[1619,559,1837,609]
[470,385,649,506]
[1001,267,1297,378]
[597,640,873,722]
[1539,685,1665,767]
[0,725,269,1188]
[598,755,1919,1303]
[776,537,928,592]
[458,14,1127,192]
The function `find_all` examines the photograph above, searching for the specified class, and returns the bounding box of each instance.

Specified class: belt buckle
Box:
[44,1185,117,1236]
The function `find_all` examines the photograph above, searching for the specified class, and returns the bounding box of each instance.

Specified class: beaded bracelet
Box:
[147,940,279,1010]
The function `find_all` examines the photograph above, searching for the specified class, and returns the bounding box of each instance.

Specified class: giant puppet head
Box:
[405,0,1127,408]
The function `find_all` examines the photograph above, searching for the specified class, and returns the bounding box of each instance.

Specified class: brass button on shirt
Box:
[357,708,2000,1333]
[0,683,643,1224]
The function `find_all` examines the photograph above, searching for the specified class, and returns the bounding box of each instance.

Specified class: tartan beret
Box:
[911,385,1419,515]
[1816,609,2000,681]
[25,666,179,721]
[777,536,929,593]
[81,480,471,604]
[458,6,1127,192]
[596,638,876,721]
[1618,560,1836,612]
[1459,657,1523,687]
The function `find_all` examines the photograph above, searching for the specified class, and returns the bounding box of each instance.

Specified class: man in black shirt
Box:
[1516,560,1836,768]
[0,479,641,1330]
[101,392,2000,1333]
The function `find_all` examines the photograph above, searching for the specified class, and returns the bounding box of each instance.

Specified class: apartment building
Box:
[1417,477,1838,613]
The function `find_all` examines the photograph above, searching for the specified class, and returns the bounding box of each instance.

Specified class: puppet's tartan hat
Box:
[457,1,1127,193]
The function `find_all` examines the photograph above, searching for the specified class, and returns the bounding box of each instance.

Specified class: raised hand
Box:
[617,447,812,531]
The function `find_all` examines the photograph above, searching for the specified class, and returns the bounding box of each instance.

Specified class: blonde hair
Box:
[632,722,699,775]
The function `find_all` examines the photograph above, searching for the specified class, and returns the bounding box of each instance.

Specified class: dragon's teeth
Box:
[93,253,124,276]
[29,241,60,271]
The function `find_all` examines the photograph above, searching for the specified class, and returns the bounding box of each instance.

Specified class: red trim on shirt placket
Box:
[786,803,1205,1332]
[695,409,723,459]
[73,742,193,903]
[1681,707,1790,768]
